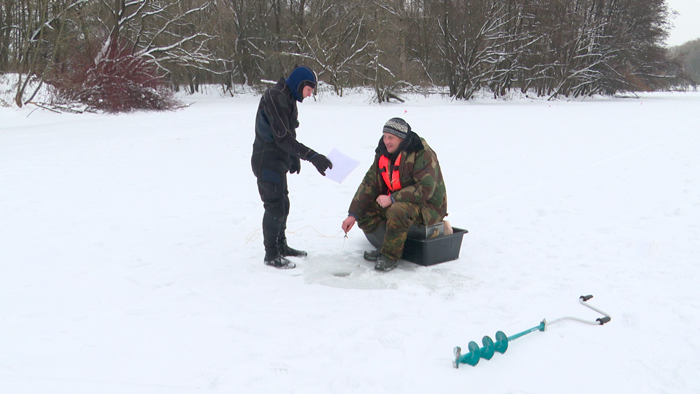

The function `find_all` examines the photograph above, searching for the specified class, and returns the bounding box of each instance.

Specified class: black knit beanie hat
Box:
[383,117,411,139]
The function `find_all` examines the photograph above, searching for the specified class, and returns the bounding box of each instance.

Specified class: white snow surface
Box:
[1,87,700,394]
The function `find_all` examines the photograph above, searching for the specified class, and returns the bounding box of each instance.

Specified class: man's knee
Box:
[358,215,384,234]
[259,185,283,206]
[386,202,420,228]
[257,172,287,204]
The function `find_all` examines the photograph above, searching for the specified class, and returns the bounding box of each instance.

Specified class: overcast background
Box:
[666,0,700,46]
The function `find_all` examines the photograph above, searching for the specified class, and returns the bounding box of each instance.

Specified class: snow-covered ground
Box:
[1,85,699,394]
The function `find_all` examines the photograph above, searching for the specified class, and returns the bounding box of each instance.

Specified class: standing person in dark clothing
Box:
[251,66,333,269]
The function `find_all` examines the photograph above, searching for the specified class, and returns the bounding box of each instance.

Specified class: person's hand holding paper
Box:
[324,148,360,183]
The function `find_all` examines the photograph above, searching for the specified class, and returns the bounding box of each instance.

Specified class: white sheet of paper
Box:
[324,148,360,184]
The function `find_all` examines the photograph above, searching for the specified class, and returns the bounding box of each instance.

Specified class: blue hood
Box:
[285,66,317,102]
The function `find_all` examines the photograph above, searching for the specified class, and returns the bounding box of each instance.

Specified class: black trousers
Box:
[256,169,290,254]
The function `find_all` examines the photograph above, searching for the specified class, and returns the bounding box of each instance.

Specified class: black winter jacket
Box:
[251,78,316,177]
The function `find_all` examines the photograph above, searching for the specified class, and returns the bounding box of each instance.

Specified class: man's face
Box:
[302,85,314,99]
[383,132,403,154]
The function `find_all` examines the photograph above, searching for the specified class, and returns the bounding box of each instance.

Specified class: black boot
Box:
[363,249,382,262]
[264,250,296,269]
[278,238,308,258]
[374,254,399,272]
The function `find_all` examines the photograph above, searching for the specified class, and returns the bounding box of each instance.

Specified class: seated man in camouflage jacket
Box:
[341,118,447,271]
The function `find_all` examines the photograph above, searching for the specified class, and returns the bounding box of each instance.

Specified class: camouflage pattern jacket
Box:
[251,78,316,178]
[348,133,447,225]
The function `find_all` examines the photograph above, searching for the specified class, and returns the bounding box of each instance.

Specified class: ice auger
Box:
[453,295,611,368]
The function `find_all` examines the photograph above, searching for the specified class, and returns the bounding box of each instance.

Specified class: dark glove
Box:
[308,154,333,176]
[290,156,301,174]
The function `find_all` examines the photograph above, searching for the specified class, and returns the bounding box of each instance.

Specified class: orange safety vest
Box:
[378,153,402,193]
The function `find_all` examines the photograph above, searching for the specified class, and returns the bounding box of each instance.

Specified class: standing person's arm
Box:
[264,87,332,175]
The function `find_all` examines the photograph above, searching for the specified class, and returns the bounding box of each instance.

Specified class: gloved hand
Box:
[309,154,333,176]
[290,156,301,174]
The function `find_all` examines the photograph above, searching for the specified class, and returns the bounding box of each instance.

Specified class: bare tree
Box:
[438,0,514,99]
[9,0,87,107]
[92,0,216,79]
[295,0,372,95]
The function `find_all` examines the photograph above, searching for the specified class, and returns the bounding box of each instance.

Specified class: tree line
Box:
[1,0,694,108]
[669,38,700,86]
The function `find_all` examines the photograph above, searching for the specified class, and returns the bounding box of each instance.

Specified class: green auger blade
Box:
[481,336,495,360]
[494,331,508,354]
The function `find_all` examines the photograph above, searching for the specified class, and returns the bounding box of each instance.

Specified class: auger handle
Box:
[545,295,612,328]
[579,295,611,323]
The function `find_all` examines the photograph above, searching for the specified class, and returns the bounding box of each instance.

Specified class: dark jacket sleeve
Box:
[262,86,316,160]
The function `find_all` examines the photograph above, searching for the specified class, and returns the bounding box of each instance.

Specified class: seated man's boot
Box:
[374,254,399,272]
[278,238,308,258]
[264,250,296,269]
[363,249,382,262]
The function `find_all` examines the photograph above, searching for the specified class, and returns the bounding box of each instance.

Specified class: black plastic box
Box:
[402,227,468,266]
[364,223,468,266]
